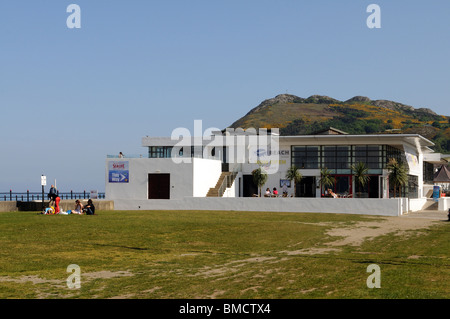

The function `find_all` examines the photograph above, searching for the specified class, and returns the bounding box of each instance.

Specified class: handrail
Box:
[217,172,238,197]
[0,191,105,202]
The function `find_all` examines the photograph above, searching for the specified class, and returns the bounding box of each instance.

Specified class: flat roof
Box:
[142,133,435,150]
[279,134,434,146]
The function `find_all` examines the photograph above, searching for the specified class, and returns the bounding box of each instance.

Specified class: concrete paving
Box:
[402,209,449,221]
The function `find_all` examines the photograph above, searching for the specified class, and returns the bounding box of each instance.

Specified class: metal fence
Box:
[0,191,105,202]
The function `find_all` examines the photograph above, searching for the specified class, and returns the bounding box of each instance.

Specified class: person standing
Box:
[53,194,61,214]
[48,185,58,205]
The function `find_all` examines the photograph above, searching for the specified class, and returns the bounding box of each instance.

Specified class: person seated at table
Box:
[72,200,84,214]
[282,183,288,197]
[264,188,271,197]
[272,187,279,197]
[328,188,338,198]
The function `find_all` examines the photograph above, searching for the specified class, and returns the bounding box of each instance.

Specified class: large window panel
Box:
[291,146,320,169]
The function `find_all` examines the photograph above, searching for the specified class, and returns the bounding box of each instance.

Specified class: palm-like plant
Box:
[285,165,302,197]
[252,167,268,197]
[386,158,408,197]
[320,168,336,195]
[351,162,370,198]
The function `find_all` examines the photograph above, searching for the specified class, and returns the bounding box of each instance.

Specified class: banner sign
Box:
[404,146,420,176]
[433,186,440,202]
[108,161,129,171]
[108,161,129,183]
[109,171,129,183]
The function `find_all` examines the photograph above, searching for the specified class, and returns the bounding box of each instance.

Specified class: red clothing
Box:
[55,196,61,214]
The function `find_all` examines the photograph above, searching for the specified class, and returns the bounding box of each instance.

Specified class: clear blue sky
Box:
[1,0,449,192]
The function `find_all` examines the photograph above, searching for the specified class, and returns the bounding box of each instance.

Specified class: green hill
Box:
[229,94,450,154]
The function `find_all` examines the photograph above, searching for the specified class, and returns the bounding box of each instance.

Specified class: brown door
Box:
[148,174,170,199]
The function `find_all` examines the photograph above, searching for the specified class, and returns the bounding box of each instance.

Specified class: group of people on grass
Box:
[40,185,95,215]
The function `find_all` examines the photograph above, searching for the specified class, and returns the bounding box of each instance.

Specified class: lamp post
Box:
[41,175,46,211]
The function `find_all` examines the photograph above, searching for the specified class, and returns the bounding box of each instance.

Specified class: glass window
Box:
[291,144,389,172]
[291,146,319,169]
[148,146,173,158]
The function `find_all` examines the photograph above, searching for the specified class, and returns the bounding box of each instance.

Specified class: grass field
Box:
[0,210,448,299]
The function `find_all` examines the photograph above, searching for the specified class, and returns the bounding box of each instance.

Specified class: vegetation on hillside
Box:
[230,94,450,154]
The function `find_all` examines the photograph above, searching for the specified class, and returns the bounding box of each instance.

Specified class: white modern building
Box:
[105,128,448,215]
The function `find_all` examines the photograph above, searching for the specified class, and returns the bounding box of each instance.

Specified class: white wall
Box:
[409,198,428,212]
[106,158,223,200]
[223,179,236,198]
[438,198,450,211]
[105,158,194,200]
[113,197,404,216]
[192,158,222,197]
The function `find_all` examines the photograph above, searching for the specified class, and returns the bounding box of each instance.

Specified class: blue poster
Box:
[432,186,440,202]
[109,170,129,183]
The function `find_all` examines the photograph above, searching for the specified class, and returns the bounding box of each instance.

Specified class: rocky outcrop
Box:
[245,94,302,116]
[345,96,371,103]
[243,93,440,117]
[304,95,341,104]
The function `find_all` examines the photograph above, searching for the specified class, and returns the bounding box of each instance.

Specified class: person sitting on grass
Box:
[83,199,95,215]
[72,200,84,214]
[41,206,54,215]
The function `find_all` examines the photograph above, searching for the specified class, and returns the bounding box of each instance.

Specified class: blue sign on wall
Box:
[109,170,129,183]
[432,186,440,202]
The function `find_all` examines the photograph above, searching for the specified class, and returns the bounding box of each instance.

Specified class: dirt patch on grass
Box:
[0,275,64,286]
[324,217,437,247]
[279,216,439,256]
[0,270,135,298]
[83,270,134,280]
[281,247,341,255]
[192,256,277,278]
[0,270,134,285]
